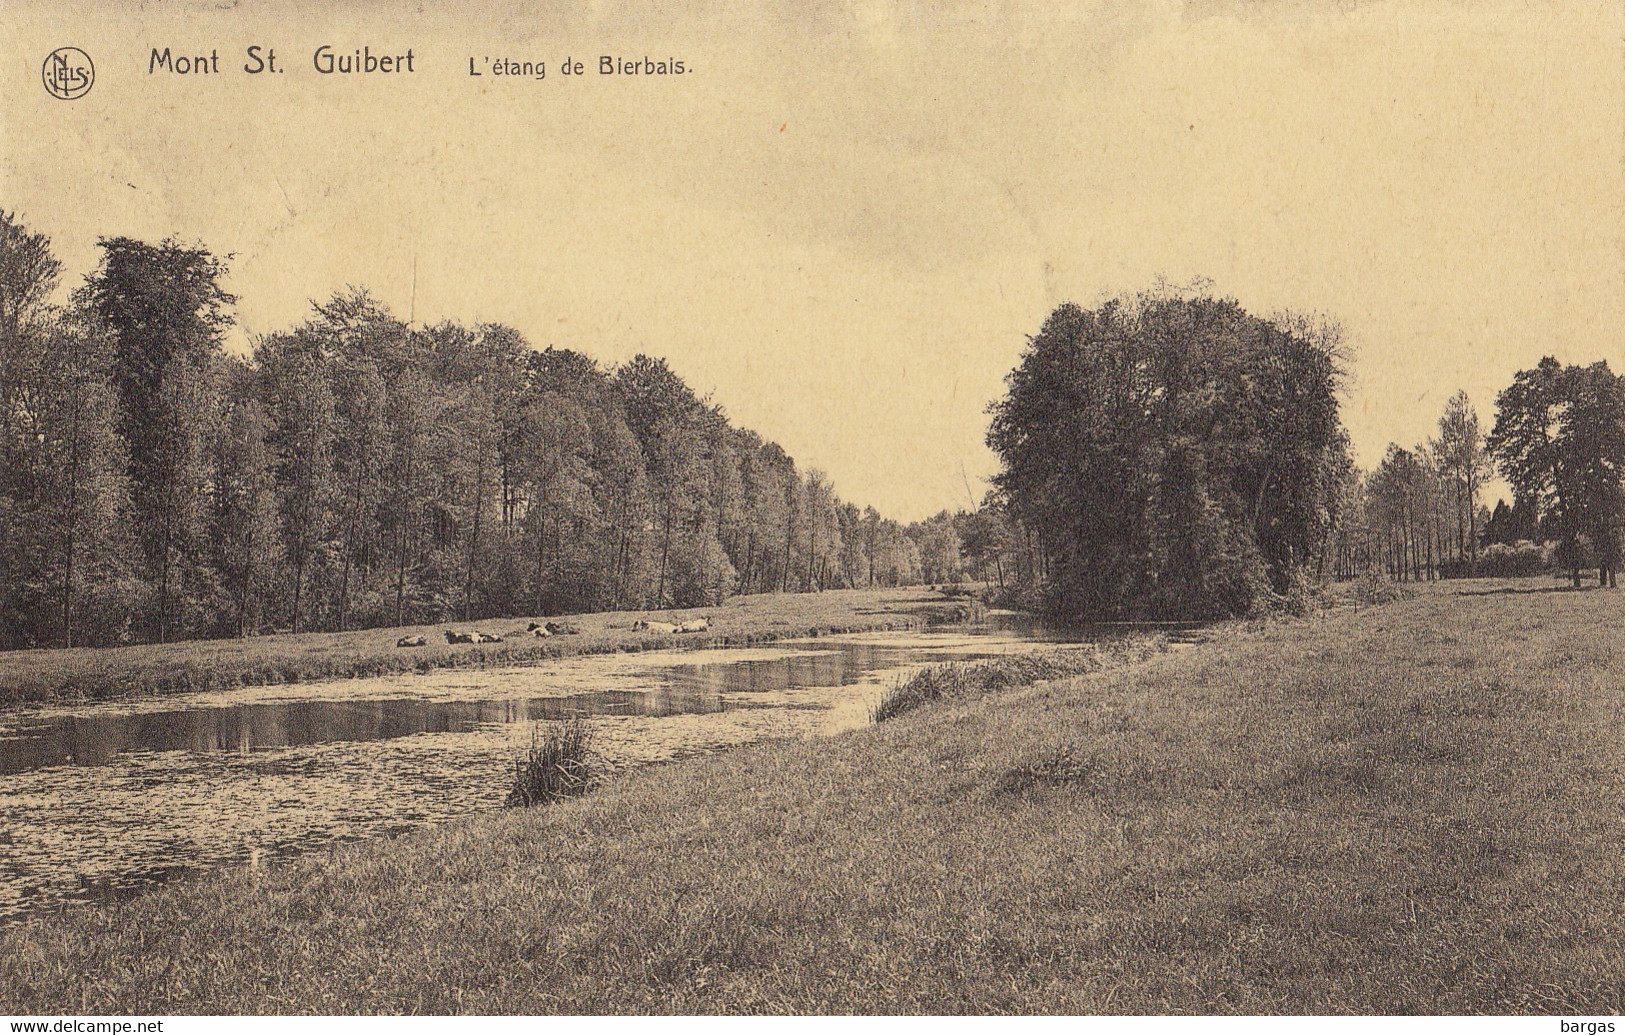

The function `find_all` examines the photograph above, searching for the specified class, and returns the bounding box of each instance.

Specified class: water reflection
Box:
[0,623,1094,919]
[0,692,741,777]
[0,642,994,778]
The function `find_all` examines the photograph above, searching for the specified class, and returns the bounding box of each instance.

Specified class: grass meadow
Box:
[0,588,970,706]
[4,578,1624,1013]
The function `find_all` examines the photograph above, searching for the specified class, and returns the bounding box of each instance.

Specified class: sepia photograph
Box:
[0,0,1622,1020]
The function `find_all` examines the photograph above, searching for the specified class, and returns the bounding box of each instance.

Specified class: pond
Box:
[0,618,1098,921]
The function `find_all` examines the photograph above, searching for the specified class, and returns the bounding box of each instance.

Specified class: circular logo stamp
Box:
[42,47,94,100]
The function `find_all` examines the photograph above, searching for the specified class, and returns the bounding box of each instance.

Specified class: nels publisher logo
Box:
[42,47,94,100]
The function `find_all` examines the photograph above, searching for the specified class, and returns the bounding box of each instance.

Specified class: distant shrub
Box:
[505,720,598,808]
[1435,558,1476,579]
[1352,569,1414,607]
[1432,541,1554,579]
[1477,540,1554,578]
[1278,566,1328,617]
[989,582,1045,613]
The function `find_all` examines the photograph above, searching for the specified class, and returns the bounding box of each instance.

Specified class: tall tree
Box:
[1490,357,1625,587]
[258,333,338,632]
[12,314,132,647]
[1487,358,1563,519]
[1547,362,1625,587]
[212,375,280,636]
[84,237,234,640]
[1432,390,1492,564]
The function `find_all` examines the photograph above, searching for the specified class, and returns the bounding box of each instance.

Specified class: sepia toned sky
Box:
[3,0,1621,520]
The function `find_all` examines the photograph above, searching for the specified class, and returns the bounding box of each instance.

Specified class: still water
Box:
[0,621,1086,920]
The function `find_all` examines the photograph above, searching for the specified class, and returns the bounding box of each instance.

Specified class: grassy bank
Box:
[6,578,1625,1012]
[871,638,1168,722]
[0,588,975,707]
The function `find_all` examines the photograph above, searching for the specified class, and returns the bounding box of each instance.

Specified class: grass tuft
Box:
[994,748,1097,794]
[504,720,598,808]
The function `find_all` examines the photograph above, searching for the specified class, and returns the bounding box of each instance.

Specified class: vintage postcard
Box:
[1,0,1622,1020]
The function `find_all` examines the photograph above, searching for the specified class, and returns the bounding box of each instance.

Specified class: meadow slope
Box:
[4,581,1623,1013]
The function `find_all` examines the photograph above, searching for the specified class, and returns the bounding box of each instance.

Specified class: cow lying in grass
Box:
[527,621,581,637]
[444,630,504,645]
[631,618,709,634]
[396,634,427,648]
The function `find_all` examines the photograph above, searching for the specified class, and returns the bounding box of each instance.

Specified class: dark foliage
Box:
[1488,357,1625,587]
[0,219,968,650]
[987,291,1349,621]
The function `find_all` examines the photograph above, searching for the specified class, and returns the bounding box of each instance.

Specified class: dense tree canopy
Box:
[0,219,955,650]
[1488,357,1625,586]
[987,293,1349,621]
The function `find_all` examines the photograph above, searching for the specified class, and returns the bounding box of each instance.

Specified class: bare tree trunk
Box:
[239,566,252,638]
[1425,512,1434,581]
[534,520,548,616]
[60,378,82,648]
[781,514,793,593]
[337,466,368,632]
[158,517,173,644]
[394,453,414,628]
[464,456,484,622]
[394,521,409,628]
[1467,468,1480,562]
[656,505,673,607]
[806,519,817,592]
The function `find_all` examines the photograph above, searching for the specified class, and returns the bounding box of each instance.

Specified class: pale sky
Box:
[3,0,1621,520]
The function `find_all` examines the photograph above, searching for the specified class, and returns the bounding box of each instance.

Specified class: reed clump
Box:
[505,720,599,808]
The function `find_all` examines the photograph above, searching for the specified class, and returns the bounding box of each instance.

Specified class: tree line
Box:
[978,288,1625,621]
[1326,390,1494,582]
[0,213,961,649]
[1329,358,1625,588]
